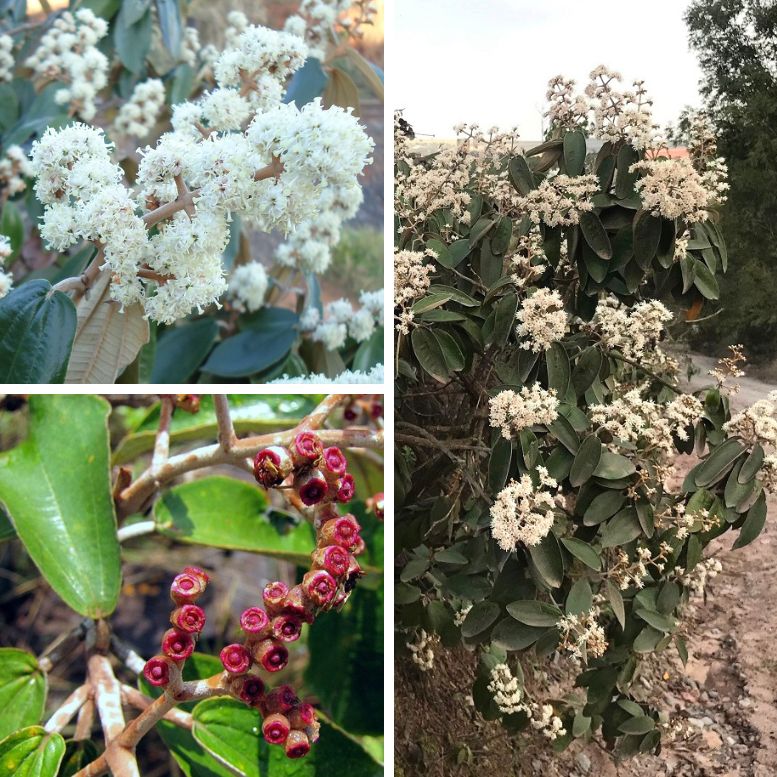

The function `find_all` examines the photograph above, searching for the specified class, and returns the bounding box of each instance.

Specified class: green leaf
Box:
[192,698,382,776]
[605,580,625,630]
[202,308,298,378]
[0,726,65,777]
[490,292,518,348]
[634,609,676,632]
[633,625,663,653]
[739,444,764,484]
[545,342,570,397]
[168,63,196,105]
[572,347,602,397]
[0,281,77,383]
[528,532,564,589]
[153,476,316,565]
[509,156,535,195]
[733,492,767,549]
[115,4,152,74]
[0,649,46,740]
[156,0,182,56]
[600,508,642,547]
[693,259,720,300]
[593,451,636,480]
[569,435,602,487]
[633,210,662,267]
[0,396,120,617]
[694,438,744,487]
[461,601,501,637]
[352,328,383,372]
[560,537,601,570]
[435,330,465,372]
[583,491,625,526]
[152,319,218,383]
[615,144,639,199]
[563,130,587,176]
[490,619,546,651]
[565,579,593,615]
[411,328,449,383]
[3,83,70,147]
[1,201,23,259]
[427,285,478,307]
[618,716,655,735]
[506,600,562,627]
[579,212,612,260]
[488,437,512,493]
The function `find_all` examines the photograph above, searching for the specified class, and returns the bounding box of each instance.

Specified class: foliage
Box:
[684,0,777,361]
[0,394,383,776]
[0,1,384,384]
[394,70,773,758]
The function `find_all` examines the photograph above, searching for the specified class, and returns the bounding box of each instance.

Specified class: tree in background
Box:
[686,0,777,361]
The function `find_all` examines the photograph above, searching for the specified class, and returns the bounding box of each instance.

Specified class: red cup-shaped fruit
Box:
[281,585,313,621]
[335,474,355,504]
[271,614,303,643]
[311,545,349,578]
[253,446,293,488]
[230,673,265,706]
[262,713,291,745]
[162,629,195,661]
[295,469,329,506]
[254,639,289,673]
[351,534,366,556]
[367,491,384,521]
[183,566,210,585]
[263,581,289,614]
[318,515,361,550]
[292,432,323,465]
[371,401,383,419]
[240,606,270,635]
[263,684,299,715]
[171,571,207,605]
[302,570,337,607]
[220,643,252,675]
[143,655,174,687]
[289,702,317,729]
[174,394,201,413]
[321,446,347,480]
[170,604,206,634]
[285,730,311,759]
[343,403,359,422]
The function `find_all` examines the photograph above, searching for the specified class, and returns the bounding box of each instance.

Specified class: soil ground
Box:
[396,357,777,777]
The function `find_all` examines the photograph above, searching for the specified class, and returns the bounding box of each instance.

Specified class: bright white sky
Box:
[394,0,703,139]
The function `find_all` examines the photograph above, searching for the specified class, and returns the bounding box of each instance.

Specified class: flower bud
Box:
[174,394,200,413]
[292,432,323,465]
[143,655,174,687]
[302,570,337,607]
[228,673,265,706]
[253,639,289,673]
[285,730,311,759]
[182,566,210,585]
[351,534,366,556]
[170,604,206,634]
[262,684,298,715]
[370,402,383,420]
[220,643,252,675]
[171,571,207,605]
[321,446,347,480]
[262,713,291,745]
[240,606,270,635]
[162,629,195,662]
[295,469,329,506]
[311,545,350,578]
[317,515,361,550]
[253,446,293,488]
[367,492,384,521]
[271,614,303,643]
[335,473,355,503]
[288,702,317,729]
[282,585,314,622]
[263,581,289,614]
[343,403,359,422]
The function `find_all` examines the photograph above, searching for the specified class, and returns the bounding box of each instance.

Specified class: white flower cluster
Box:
[528,703,567,741]
[113,79,166,139]
[517,173,598,228]
[31,23,372,325]
[487,663,524,715]
[179,26,201,67]
[269,363,384,384]
[453,603,472,626]
[307,290,383,350]
[490,470,559,552]
[612,544,672,590]
[515,288,568,352]
[275,181,363,274]
[723,391,777,449]
[0,235,12,299]
[687,111,729,208]
[406,629,437,672]
[25,9,109,121]
[227,261,269,313]
[285,0,379,60]
[395,248,435,334]
[0,145,31,196]
[592,296,672,361]
[489,385,559,439]
[0,34,13,82]
[557,607,608,662]
[545,75,589,130]
[674,557,722,597]
[510,227,547,288]
[632,157,717,223]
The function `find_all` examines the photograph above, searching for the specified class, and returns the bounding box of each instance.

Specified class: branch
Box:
[110,635,147,676]
[44,684,89,733]
[214,394,235,452]
[116,521,156,543]
[151,397,174,475]
[298,394,350,431]
[120,685,193,730]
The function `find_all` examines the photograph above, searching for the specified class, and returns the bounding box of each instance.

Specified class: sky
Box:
[394,0,703,140]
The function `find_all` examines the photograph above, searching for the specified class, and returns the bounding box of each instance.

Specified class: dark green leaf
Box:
[545,342,570,397]
[583,491,625,526]
[0,726,65,777]
[633,210,662,267]
[733,492,767,549]
[593,451,636,480]
[461,601,501,638]
[488,437,512,493]
[410,328,449,383]
[565,579,593,615]
[115,5,152,73]
[506,600,562,627]
[152,318,218,383]
[563,130,587,176]
[569,435,602,487]
[156,0,182,56]
[528,532,564,588]
[560,537,601,571]
[580,212,612,260]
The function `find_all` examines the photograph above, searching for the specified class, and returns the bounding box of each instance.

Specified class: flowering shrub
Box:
[0,393,384,775]
[0,2,383,384]
[394,68,771,757]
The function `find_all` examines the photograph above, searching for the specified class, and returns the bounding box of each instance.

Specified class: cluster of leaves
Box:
[683,0,777,361]
[0,0,384,384]
[394,127,770,757]
[0,394,383,776]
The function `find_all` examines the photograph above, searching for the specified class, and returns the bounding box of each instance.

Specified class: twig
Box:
[151,398,174,475]
[298,394,350,431]
[214,395,235,452]
[74,697,95,741]
[110,635,147,676]
[38,620,90,673]
[120,685,193,730]
[44,684,89,733]
[116,521,156,543]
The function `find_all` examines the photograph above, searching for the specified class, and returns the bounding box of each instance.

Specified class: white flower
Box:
[228,261,268,313]
[593,296,672,361]
[269,364,385,384]
[489,385,559,439]
[312,320,348,350]
[487,664,523,715]
[490,473,559,551]
[515,288,567,351]
[395,248,434,334]
[113,79,166,139]
[0,35,14,82]
[200,88,251,131]
[518,173,598,227]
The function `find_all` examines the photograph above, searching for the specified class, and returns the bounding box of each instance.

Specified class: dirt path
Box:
[396,357,777,776]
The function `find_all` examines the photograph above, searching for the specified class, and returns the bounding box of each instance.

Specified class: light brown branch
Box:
[120,685,193,730]
[44,684,89,733]
[151,397,175,475]
[214,394,236,452]
[298,395,351,431]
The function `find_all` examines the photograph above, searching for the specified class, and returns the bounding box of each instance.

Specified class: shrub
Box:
[394,67,771,757]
